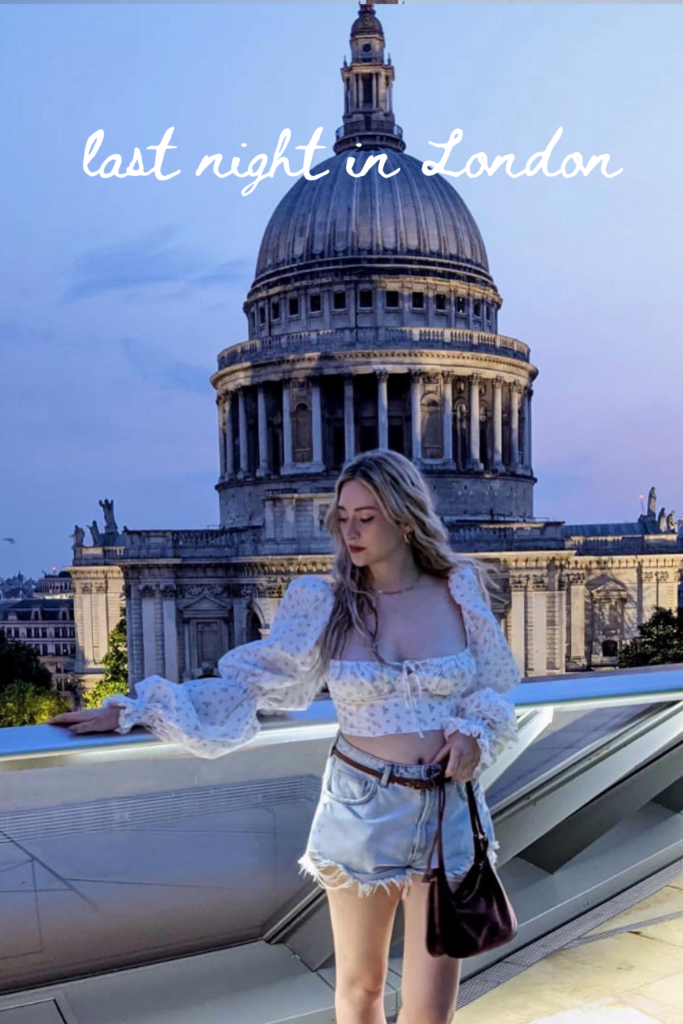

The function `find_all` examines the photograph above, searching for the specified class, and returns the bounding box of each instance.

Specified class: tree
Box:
[0,629,70,726]
[83,611,129,708]
[0,629,53,693]
[618,606,683,667]
[0,681,69,727]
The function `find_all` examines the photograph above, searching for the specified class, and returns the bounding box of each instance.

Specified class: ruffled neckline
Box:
[331,565,475,669]
[329,647,472,670]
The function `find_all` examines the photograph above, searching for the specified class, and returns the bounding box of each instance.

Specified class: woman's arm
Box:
[102,575,335,759]
[442,569,522,777]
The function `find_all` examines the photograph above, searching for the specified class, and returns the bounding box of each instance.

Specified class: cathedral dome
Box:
[253,150,492,289]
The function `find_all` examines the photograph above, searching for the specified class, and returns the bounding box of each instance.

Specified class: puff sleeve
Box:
[442,567,522,777]
[101,574,336,759]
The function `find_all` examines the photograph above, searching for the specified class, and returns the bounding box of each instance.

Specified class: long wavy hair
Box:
[310,449,498,680]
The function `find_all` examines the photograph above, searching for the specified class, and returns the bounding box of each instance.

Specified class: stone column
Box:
[225,390,235,478]
[442,370,454,464]
[93,579,110,665]
[344,375,355,462]
[183,621,192,681]
[566,571,586,669]
[492,377,504,472]
[161,584,179,682]
[311,378,324,468]
[510,382,523,471]
[237,386,249,478]
[525,575,548,676]
[128,581,144,686]
[546,585,566,673]
[410,371,423,461]
[377,370,389,449]
[154,585,165,677]
[256,383,270,477]
[509,576,527,674]
[523,384,533,474]
[217,397,226,479]
[80,582,94,670]
[73,580,87,675]
[468,373,483,470]
[282,381,293,470]
[640,569,658,625]
[140,583,158,679]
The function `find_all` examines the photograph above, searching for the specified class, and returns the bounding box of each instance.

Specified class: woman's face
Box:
[336,479,407,569]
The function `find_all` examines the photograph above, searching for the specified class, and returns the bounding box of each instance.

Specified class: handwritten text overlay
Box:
[84,126,622,196]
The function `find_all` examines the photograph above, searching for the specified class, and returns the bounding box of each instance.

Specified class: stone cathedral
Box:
[69,3,682,696]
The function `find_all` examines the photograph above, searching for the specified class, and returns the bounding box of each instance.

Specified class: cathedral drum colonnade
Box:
[68,3,682,695]
[216,370,532,484]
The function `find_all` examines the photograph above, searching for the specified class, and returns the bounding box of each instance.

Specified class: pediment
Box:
[180,592,232,613]
[587,576,630,599]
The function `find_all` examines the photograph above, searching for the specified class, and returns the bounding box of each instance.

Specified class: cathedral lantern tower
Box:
[335,1,405,155]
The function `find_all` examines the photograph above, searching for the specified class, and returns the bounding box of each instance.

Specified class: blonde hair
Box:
[310,449,498,680]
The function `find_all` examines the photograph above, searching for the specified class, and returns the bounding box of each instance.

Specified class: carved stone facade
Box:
[67,4,683,696]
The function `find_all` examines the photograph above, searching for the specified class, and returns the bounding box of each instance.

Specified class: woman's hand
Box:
[433,731,481,782]
[46,706,123,735]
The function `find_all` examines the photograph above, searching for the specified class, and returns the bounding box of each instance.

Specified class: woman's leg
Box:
[397,872,461,1024]
[325,869,404,1024]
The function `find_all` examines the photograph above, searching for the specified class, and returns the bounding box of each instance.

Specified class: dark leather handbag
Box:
[421,774,518,958]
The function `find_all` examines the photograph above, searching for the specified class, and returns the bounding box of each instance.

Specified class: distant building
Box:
[68,3,683,693]
[34,571,73,599]
[0,573,36,602]
[0,596,77,697]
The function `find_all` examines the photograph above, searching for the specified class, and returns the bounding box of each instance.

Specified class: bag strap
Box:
[425,777,489,878]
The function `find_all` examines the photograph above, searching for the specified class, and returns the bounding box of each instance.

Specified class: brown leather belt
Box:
[331,742,452,791]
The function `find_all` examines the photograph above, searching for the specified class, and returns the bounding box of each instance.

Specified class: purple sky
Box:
[1,4,682,580]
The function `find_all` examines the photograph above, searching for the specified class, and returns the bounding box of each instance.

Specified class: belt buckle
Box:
[425,763,447,788]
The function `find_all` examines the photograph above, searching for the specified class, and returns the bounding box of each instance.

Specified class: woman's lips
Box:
[349,546,365,552]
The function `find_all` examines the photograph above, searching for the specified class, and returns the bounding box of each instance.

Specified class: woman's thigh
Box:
[325,872,403,996]
[400,872,462,1021]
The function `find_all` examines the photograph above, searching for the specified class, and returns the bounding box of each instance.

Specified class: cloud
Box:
[60,225,253,303]
[117,336,211,395]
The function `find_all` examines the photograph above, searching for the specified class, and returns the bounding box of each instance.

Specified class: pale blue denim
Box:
[297,731,498,899]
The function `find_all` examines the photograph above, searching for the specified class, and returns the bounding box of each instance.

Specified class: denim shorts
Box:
[297,731,499,900]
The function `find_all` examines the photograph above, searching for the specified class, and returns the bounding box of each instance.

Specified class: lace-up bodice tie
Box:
[400,660,427,739]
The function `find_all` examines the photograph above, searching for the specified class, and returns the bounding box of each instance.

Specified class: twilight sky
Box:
[1,3,682,580]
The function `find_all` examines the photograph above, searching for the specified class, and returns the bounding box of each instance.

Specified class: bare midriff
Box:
[340,729,447,765]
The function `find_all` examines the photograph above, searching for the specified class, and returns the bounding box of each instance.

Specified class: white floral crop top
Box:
[103,565,522,776]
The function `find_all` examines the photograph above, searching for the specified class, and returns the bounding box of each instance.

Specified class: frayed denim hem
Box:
[298,844,500,900]
[298,851,421,899]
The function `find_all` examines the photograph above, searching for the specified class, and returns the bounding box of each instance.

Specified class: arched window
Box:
[422,398,443,459]
[362,76,373,105]
[246,609,263,643]
[293,402,312,462]
[455,403,469,470]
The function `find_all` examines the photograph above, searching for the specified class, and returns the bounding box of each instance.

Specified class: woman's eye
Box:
[360,518,374,524]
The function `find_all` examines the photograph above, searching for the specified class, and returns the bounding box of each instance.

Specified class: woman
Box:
[48,449,521,1024]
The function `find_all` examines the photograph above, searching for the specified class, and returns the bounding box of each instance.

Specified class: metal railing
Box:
[1,665,682,1008]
